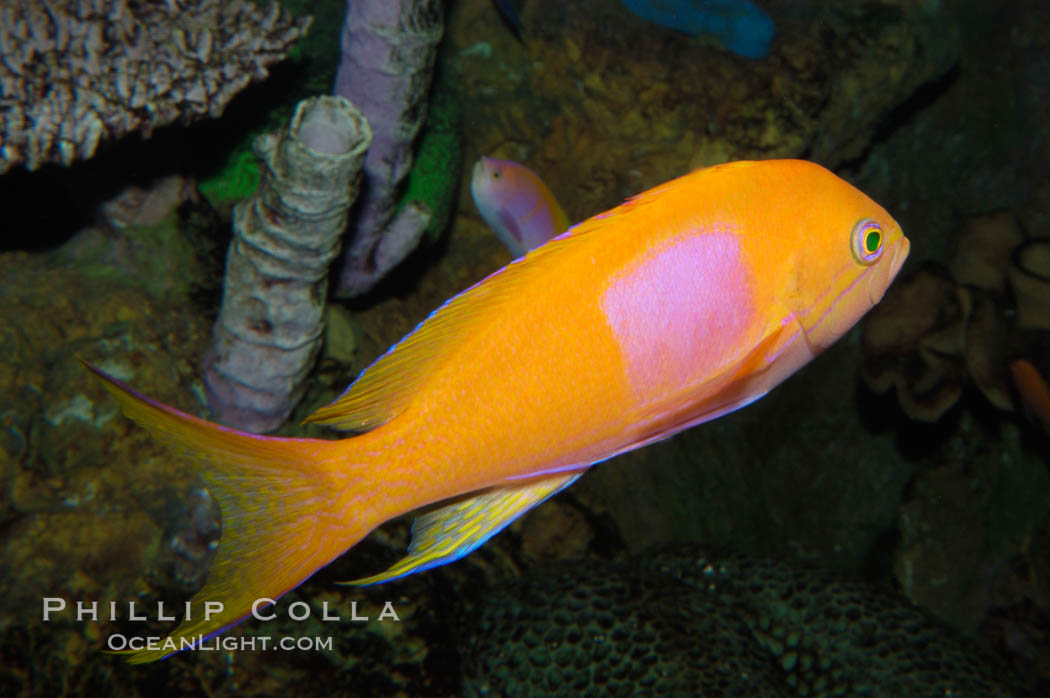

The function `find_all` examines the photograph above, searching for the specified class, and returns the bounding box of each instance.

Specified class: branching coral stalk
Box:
[203,95,372,432]
[331,0,444,297]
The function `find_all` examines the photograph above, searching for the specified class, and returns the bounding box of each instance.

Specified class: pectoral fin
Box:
[345,471,584,585]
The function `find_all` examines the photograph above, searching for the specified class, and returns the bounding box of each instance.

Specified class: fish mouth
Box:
[890,236,910,278]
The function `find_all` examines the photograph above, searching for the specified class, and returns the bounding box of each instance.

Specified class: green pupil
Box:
[864,230,881,253]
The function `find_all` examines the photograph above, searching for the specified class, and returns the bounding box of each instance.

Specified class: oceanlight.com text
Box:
[106,634,334,653]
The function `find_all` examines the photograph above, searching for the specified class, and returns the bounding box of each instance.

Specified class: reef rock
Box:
[450,0,960,222]
[462,546,1033,697]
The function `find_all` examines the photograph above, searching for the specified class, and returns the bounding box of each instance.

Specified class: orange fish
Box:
[87,159,908,662]
[1009,358,1050,434]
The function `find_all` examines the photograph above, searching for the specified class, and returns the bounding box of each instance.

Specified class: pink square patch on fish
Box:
[601,231,755,401]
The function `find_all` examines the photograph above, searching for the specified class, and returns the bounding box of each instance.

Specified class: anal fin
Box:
[345,471,583,585]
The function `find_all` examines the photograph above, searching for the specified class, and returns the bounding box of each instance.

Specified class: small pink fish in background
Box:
[471,156,570,257]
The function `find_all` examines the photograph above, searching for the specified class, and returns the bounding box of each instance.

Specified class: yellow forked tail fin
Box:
[83,361,375,663]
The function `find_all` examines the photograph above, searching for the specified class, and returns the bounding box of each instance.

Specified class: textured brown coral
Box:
[0,0,311,174]
[964,288,1013,411]
[1009,239,1050,331]
[862,265,971,421]
[949,211,1027,297]
[863,260,1023,420]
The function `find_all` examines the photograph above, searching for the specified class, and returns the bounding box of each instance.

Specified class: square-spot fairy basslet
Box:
[86,159,909,662]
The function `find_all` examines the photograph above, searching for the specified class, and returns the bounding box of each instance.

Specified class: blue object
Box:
[620,0,775,59]
[492,0,525,39]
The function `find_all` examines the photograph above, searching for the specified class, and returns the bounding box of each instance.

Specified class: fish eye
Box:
[851,218,883,265]
[492,169,502,180]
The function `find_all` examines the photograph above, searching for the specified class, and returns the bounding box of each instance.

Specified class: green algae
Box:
[396,64,464,245]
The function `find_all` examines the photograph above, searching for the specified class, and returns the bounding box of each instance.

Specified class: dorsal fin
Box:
[303,261,530,431]
[302,188,663,432]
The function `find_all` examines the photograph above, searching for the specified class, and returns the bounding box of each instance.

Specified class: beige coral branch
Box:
[0,0,311,174]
